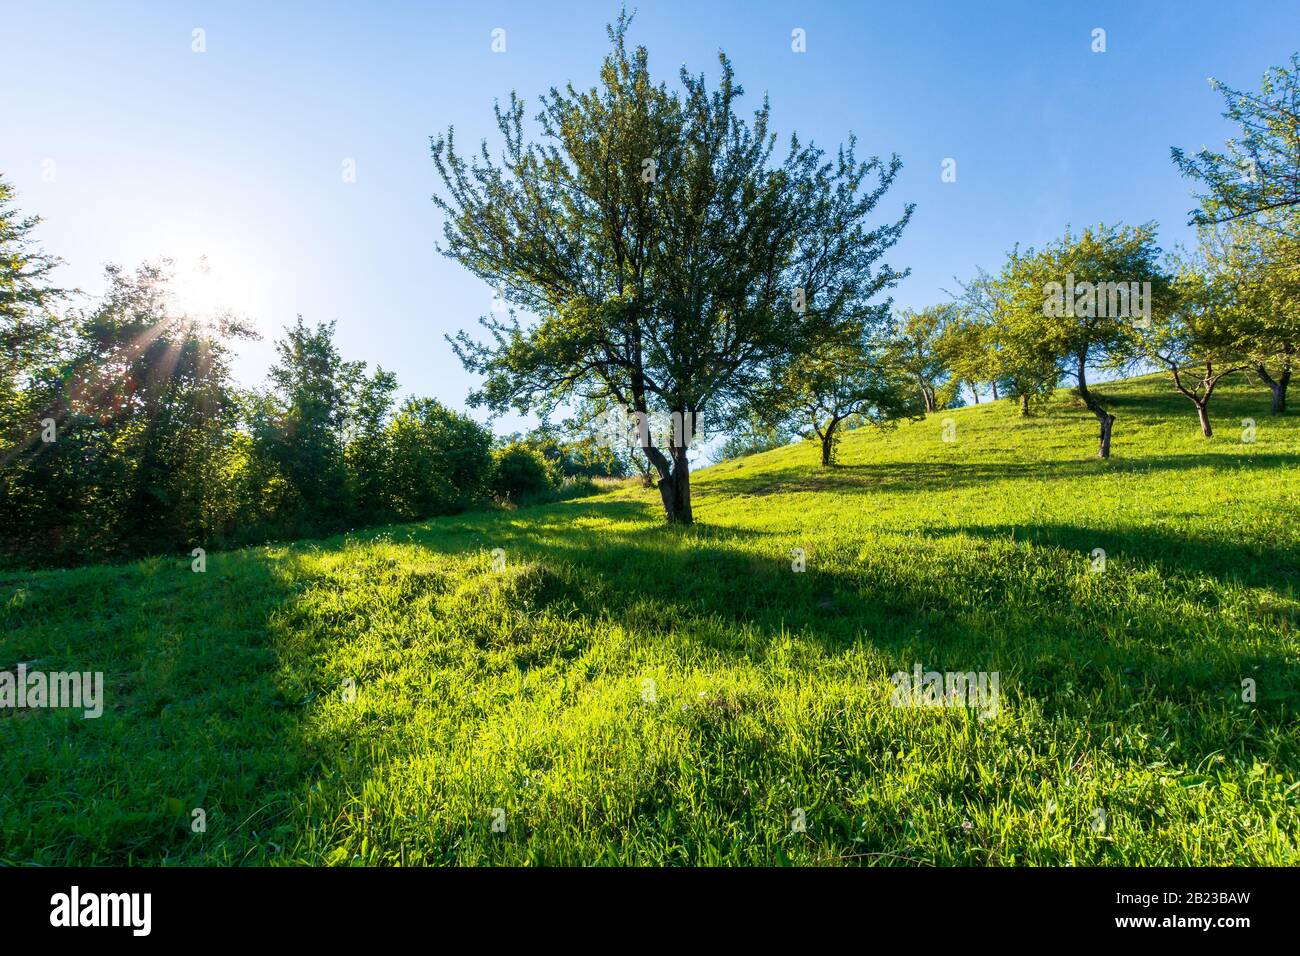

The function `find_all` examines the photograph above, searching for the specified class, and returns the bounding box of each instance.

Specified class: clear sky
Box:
[3,1,1296,432]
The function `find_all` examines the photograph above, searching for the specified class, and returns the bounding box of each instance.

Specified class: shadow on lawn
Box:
[435,509,1299,748]
[243,484,1300,862]
[10,428,1294,864]
[0,548,316,864]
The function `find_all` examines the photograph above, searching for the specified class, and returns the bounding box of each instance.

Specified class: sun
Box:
[164,243,267,329]
[170,254,223,318]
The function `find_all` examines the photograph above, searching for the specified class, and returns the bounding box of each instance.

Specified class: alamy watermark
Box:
[1042,273,1151,326]
[890,662,1000,719]
[0,664,104,718]
[594,407,703,454]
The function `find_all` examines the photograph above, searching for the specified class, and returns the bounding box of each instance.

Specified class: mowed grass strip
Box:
[2,373,1297,864]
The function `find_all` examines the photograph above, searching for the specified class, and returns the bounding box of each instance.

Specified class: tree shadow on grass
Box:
[483,515,1299,751]
[251,493,1300,863]
[0,549,316,865]
[10,480,1294,864]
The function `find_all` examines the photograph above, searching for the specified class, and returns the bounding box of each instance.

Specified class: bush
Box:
[490,443,556,501]
[386,398,494,519]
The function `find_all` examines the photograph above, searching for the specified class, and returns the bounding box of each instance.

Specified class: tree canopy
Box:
[433,13,911,522]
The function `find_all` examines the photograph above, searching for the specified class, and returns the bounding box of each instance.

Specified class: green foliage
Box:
[1173,53,1300,237]
[885,305,957,412]
[490,442,556,502]
[991,223,1173,455]
[767,335,923,465]
[0,180,497,567]
[2,259,255,564]
[386,397,493,519]
[434,12,911,521]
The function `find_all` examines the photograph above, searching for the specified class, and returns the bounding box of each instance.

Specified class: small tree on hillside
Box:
[938,312,993,406]
[432,14,911,523]
[769,337,921,466]
[950,267,1056,413]
[997,223,1172,457]
[886,305,955,413]
[1144,246,1249,437]
[1207,219,1299,413]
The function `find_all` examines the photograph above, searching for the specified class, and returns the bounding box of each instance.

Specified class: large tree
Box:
[432,15,911,522]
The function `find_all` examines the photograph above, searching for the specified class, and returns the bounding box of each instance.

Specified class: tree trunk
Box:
[819,417,840,467]
[991,380,999,402]
[1196,402,1212,437]
[1257,365,1289,414]
[1097,413,1115,458]
[970,383,980,405]
[643,441,693,524]
[1020,393,1029,417]
[1076,356,1115,458]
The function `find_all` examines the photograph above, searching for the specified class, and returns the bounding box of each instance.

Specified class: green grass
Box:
[3,372,1298,865]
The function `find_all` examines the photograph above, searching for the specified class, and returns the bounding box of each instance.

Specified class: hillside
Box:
[2,373,1298,865]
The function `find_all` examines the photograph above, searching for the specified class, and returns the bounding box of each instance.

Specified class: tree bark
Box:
[819,417,840,467]
[1257,365,1290,414]
[1020,393,1029,417]
[1196,402,1212,437]
[1097,413,1115,458]
[644,442,693,524]
[1076,356,1115,459]
[919,380,937,414]
[970,383,980,405]
[991,380,999,402]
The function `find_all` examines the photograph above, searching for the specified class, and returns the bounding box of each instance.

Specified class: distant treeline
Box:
[0,208,626,569]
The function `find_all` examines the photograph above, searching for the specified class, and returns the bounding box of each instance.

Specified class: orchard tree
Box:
[886,305,955,413]
[1144,246,1249,437]
[432,14,911,523]
[1173,55,1300,414]
[1208,219,1298,413]
[997,223,1171,457]
[980,256,1067,417]
[950,267,1057,413]
[938,312,993,406]
[774,337,921,466]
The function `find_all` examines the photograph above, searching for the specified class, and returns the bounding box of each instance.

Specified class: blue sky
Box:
[3,1,1296,432]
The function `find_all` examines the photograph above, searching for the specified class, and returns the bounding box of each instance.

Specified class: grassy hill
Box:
[3,372,1298,865]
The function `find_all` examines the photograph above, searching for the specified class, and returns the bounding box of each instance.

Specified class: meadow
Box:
[2,372,1297,865]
